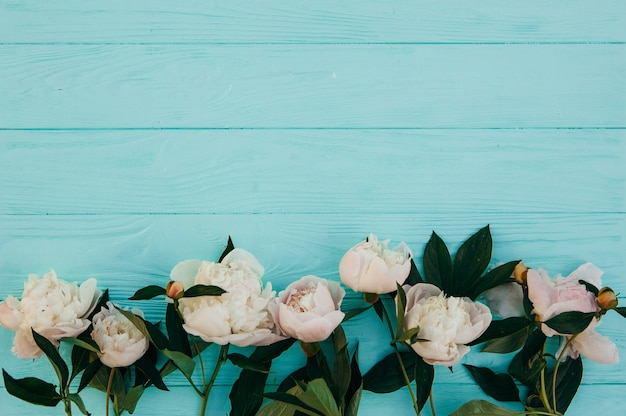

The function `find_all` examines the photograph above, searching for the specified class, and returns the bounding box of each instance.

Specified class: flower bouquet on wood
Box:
[1,227,624,416]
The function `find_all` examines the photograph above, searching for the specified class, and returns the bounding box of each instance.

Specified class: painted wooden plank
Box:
[1,1,625,44]
[1,130,624,215]
[1,45,624,129]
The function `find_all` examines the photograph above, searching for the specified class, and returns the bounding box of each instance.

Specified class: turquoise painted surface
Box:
[0,2,625,415]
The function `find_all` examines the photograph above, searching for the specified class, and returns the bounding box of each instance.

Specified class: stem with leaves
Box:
[199,344,230,416]
[551,334,579,413]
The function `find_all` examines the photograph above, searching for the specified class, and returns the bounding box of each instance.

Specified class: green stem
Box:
[380,300,421,416]
[429,389,436,416]
[551,334,579,412]
[538,342,552,414]
[199,344,230,416]
[64,398,72,416]
[105,367,115,416]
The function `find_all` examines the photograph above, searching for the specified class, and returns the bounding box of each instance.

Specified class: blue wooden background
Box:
[1,2,625,415]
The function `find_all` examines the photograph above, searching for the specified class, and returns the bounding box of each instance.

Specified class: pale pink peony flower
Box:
[402,283,491,366]
[273,275,345,343]
[339,234,412,294]
[171,248,286,347]
[0,271,101,359]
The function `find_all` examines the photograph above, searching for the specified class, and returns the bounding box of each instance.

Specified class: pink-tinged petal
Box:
[338,250,363,291]
[311,283,336,313]
[527,268,554,317]
[12,329,43,359]
[222,248,265,277]
[78,278,101,317]
[484,283,525,319]
[562,262,603,288]
[570,329,619,364]
[0,300,20,331]
[455,302,492,345]
[170,260,203,289]
[295,318,336,343]
[403,283,441,309]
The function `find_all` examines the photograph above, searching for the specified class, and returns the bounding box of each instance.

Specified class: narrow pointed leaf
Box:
[404,258,423,286]
[162,349,196,379]
[342,306,372,323]
[452,225,492,296]
[117,308,168,350]
[363,351,416,393]
[183,284,227,298]
[166,302,191,355]
[123,385,146,414]
[2,370,61,407]
[481,326,531,354]
[469,260,520,300]
[543,311,596,334]
[79,360,103,393]
[68,393,91,416]
[278,366,309,393]
[423,231,452,290]
[298,379,342,416]
[135,355,168,391]
[228,353,270,373]
[395,283,407,340]
[71,343,94,381]
[545,357,583,414]
[614,307,626,319]
[129,285,166,300]
[464,365,520,402]
[63,337,101,354]
[219,236,235,262]
[31,329,69,388]
[373,299,384,322]
[264,392,325,416]
[578,280,600,296]
[414,354,434,411]
[469,317,533,346]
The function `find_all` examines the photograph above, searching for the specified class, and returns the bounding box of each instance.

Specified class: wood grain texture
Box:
[1,0,625,44]
[1,130,624,215]
[1,44,624,128]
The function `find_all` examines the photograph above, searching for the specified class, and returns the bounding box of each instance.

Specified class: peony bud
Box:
[597,287,618,310]
[166,280,185,300]
[514,262,529,284]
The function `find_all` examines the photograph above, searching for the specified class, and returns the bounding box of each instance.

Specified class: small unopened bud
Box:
[166,281,185,300]
[514,262,529,284]
[299,341,320,357]
[597,287,618,310]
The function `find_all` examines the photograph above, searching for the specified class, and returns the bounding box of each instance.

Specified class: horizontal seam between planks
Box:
[0,212,624,216]
[1,127,626,132]
[0,42,625,46]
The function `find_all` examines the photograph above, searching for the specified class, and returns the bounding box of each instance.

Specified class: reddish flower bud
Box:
[166,280,185,300]
[597,287,618,310]
[514,262,529,284]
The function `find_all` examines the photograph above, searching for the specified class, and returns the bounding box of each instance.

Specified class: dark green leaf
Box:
[373,298,384,322]
[228,353,270,373]
[2,370,62,407]
[452,225,492,296]
[129,285,166,301]
[71,342,94,381]
[249,338,297,364]
[183,284,227,298]
[395,283,407,340]
[404,258,423,286]
[507,330,546,388]
[264,392,325,416]
[79,360,102,393]
[614,307,626,319]
[162,349,196,379]
[345,346,362,411]
[363,351,416,393]
[469,317,533,346]
[423,231,452,290]
[278,366,310,392]
[135,355,168,391]
[31,329,69,388]
[464,365,520,402]
[450,400,519,416]
[545,357,583,414]
[331,328,351,405]
[123,385,145,414]
[543,311,596,334]
[68,393,91,416]
[413,354,434,411]
[578,280,599,296]
[342,306,372,323]
[166,303,191,355]
[522,286,534,319]
[298,379,342,416]
[395,327,421,343]
[88,289,109,321]
[481,326,531,354]
[469,260,520,300]
[219,236,235,262]
[62,337,101,354]
[117,308,168,350]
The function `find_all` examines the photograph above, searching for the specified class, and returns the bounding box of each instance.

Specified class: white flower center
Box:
[407,294,472,345]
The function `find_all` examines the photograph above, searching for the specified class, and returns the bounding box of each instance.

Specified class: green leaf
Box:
[31,329,69,388]
[2,370,62,407]
[463,365,520,402]
[62,337,101,354]
[469,260,520,300]
[78,360,102,393]
[450,400,519,416]
[373,298,384,322]
[162,349,196,379]
[614,307,626,319]
[507,330,546,388]
[423,231,452,290]
[345,346,362,412]
[522,286,534,319]
[452,225,492,296]
[395,283,407,340]
[278,366,310,392]
[345,382,362,416]
[135,355,168,391]
[469,317,533,346]
[67,393,91,416]
[578,279,600,296]
[123,385,146,414]
[363,351,416,393]
[165,302,191,355]
[249,338,297,364]
[404,258,423,286]
[395,326,421,343]
[258,385,303,416]
[545,357,583,414]
[70,342,94,381]
[129,285,166,300]
[264,391,326,416]
[299,378,342,416]
[481,326,531,354]
[331,327,351,405]
[413,354,434,411]
[183,284,227,298]
[228,353,270,373]
[219,236,236,262]
[341,305,372,322]
[543,311,596,334]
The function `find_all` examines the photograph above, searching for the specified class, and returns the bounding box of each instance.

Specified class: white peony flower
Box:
[402,283,491,366]
[91,302,149,368]
[0,270,101,359]
[171,248,286,347]
[339,234,412,294]
[273,275,345,343]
